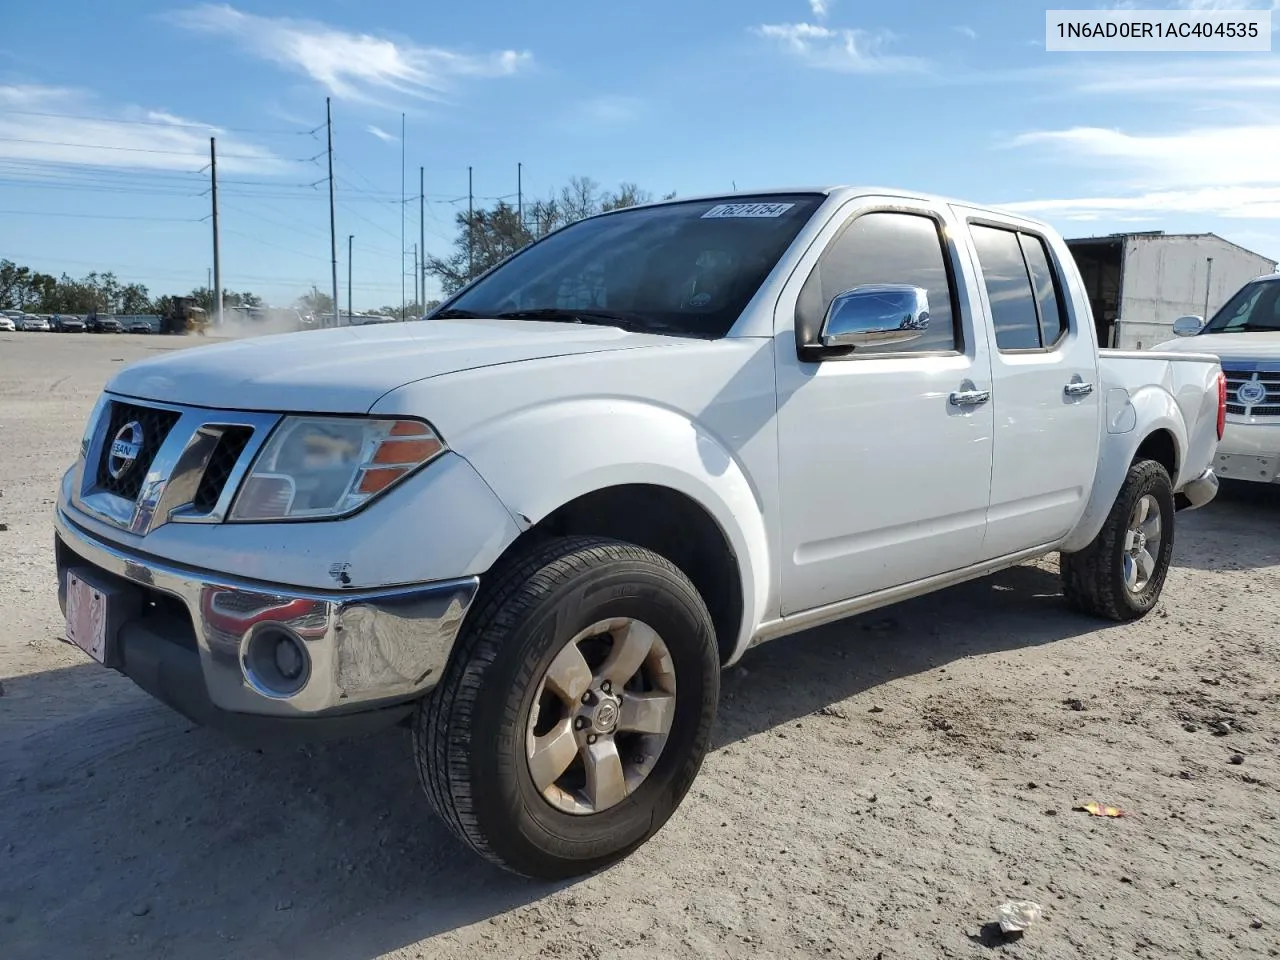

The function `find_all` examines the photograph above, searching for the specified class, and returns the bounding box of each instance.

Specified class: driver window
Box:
[796,210,960,355]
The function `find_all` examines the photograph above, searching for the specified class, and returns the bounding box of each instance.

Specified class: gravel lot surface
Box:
[2,331,1278,960]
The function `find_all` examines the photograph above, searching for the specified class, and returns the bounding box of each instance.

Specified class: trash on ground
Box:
[1074,801,1125,817]
[996,900,1043,936]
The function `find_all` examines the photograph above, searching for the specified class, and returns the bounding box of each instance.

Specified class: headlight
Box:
[228,416,446,522]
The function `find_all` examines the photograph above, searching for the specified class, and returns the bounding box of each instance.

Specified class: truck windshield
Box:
[433,194,825,339]
[1202,279,1280,334]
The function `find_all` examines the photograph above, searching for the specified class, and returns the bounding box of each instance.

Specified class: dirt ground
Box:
[2,331,1278,960]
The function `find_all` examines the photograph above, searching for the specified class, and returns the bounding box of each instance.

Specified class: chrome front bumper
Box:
[54,508,479,726]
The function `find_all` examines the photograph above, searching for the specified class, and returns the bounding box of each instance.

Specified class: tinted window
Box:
[970,224,1041,350]
[797,211,959,354]
[440,194,825,339]
[1019,233,1067,346]
[1203,279,1280,334]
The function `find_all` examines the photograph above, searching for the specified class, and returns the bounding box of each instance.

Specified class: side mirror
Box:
[820,284,930,349]
[1172,315,1204,337]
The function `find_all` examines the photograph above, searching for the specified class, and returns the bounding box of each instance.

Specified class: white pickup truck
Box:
[1154,272,1280,485]
[55,187,1224,879]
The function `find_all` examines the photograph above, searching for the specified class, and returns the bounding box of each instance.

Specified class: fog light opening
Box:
[243,624,311,699]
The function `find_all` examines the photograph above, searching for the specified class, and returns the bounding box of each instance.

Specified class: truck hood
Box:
[1151,331,1280,363]
[105,318,681,412]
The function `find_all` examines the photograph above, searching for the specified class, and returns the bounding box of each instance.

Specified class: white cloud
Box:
[1005,124,1280,189]
[1001,121,1280,222]
[0,84,288,174]
[999,186,1280,220]
[366,124,398,142]
[953,25,978,40]
[809,0,833,20]
[1169,0,1276,10]
[574,95,644,125]
[168,3,534,105]
[754,22,928,73]
[1071,59,1280,95]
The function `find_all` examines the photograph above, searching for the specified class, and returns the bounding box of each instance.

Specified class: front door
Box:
[774,199,996,616]
[958,212,1102,558]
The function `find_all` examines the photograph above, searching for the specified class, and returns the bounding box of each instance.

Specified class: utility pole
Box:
[419,166,425,311]
[326,97,339,329]
[400,112,406,321]
[347,234,353,325]
[413,243,419,310]
[467,165,474,282]
[517,161,523,230]
[1203,257,1214,321]
[209,137,223,327]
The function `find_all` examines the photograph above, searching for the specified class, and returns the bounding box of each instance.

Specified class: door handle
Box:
[949,389,991,407]
[1064,381,1094,398]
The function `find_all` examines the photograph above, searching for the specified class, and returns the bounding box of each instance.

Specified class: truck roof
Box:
[602,185,1055,234]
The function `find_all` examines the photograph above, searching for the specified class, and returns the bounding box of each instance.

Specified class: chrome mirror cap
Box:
[820,284,930,349]
[1172,315,1204,337]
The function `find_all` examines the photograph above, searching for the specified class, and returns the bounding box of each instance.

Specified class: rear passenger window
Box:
[796,210,960,355]
[1019,233,1068,346]
[970,223,1069,351]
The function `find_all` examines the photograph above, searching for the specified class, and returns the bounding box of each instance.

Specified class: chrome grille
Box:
[192,427,253,513]
[1224,366,1280,418]
[74,398,280,535]
[95,402,181,501]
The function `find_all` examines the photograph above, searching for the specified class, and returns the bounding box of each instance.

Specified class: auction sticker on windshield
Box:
[701,202,796,218]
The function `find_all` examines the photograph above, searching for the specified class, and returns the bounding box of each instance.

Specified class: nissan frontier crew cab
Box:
[55,187,1224,880]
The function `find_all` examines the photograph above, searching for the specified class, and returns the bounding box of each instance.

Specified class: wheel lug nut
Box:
[601,681,612,694]
[587,734,598,745]
[575,717,588,730]
[581,692,593,705]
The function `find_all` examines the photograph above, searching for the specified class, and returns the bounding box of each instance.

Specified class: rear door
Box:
[957,211,1102,557]
[774,198,995,615]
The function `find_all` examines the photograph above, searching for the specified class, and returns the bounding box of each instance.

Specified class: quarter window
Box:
[970,224,1069,351]
[797,211,960,355]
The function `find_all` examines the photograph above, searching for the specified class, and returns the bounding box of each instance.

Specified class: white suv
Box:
[1157,273,1280,485]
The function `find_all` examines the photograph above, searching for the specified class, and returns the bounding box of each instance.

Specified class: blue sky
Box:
[2,0,1278,310]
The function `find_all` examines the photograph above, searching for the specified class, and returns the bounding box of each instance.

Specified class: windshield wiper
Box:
[430,308,483,319]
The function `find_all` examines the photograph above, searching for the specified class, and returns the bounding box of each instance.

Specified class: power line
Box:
[220,227,331,262]
[0,208,199,222]
[0,135,303,161]
[0,108,314,135]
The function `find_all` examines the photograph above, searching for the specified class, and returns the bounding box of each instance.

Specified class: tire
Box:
[414,535,720,879]
[1061,458,1175,621]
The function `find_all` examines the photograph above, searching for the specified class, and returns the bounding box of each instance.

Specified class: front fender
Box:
[450,398,772,665]
[1060,384,1187,553]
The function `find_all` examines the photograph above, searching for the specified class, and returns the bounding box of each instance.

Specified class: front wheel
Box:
[1061,458,1175,621]
[414,535,720,879]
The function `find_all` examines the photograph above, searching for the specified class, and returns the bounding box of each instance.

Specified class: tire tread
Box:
[414,534,707,871]
[1061,458,1172,622]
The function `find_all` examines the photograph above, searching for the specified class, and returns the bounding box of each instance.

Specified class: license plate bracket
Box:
[63,566,141,669]
[1215,452,1279,483]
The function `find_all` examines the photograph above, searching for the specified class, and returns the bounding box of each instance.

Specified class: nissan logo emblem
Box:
[108,421,145,480]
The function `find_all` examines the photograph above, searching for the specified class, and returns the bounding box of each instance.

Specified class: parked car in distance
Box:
[88,316,123,333]
[1155,272,1280,485]
[0,315,14,332]
[55,314,86,333]
[54,186,1225,881]
[125,318,153,334]
[22,314,50,332]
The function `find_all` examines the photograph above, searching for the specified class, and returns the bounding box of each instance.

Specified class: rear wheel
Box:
[414,535,720,879]
[1061,458,1175,621]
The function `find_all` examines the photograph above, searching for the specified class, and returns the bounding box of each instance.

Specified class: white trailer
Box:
[1066,231,1276,350]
